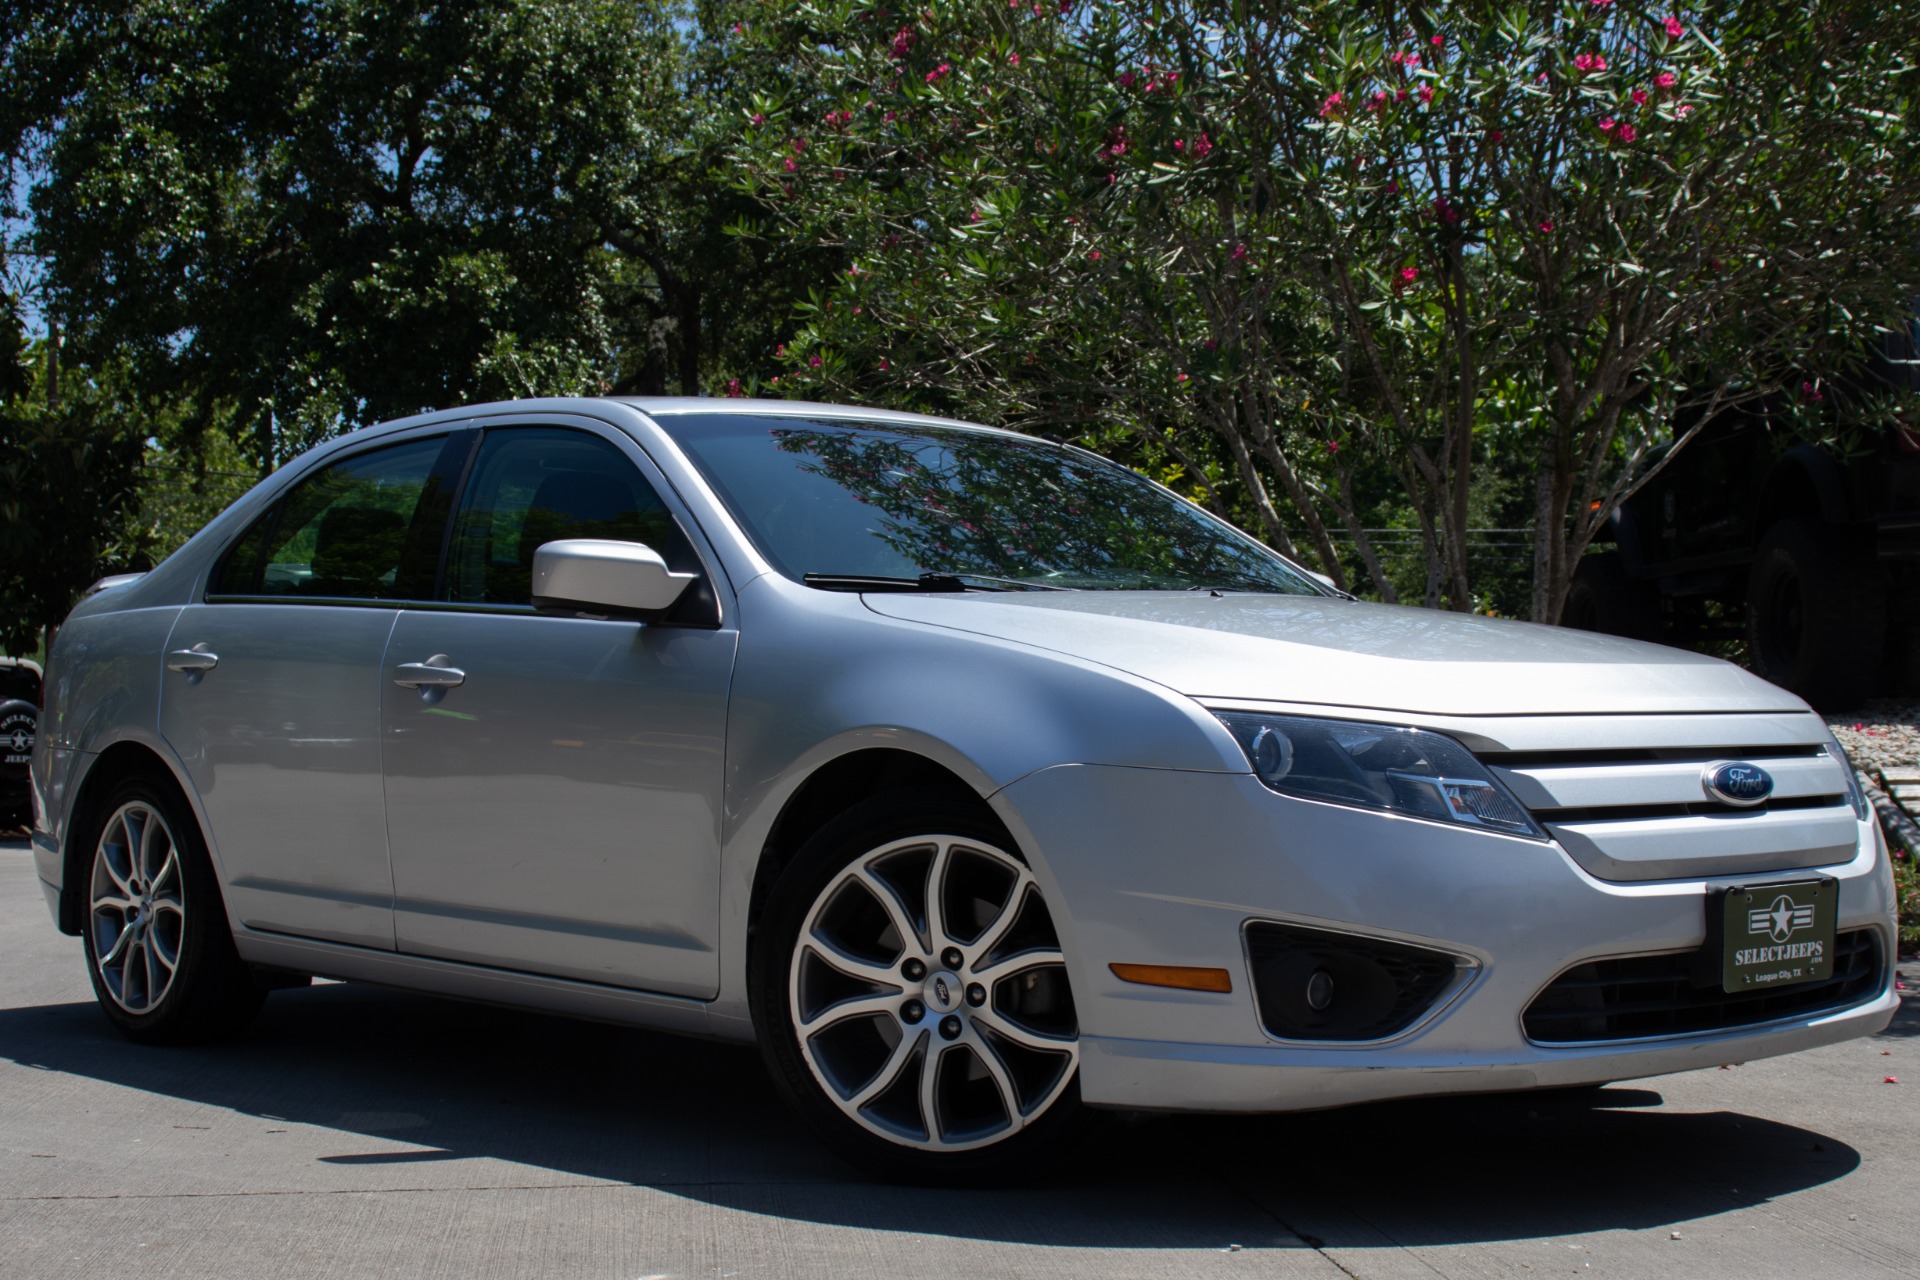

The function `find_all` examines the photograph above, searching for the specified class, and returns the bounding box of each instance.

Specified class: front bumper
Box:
[991,764,1897,1114]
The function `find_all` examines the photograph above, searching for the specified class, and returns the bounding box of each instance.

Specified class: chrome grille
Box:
[1483,742,1857,882]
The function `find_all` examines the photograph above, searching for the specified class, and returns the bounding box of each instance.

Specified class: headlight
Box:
[1818,729,1872,822]
[1214,712,1546,840]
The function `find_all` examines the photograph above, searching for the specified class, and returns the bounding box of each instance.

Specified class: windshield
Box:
[652,412,1321,593]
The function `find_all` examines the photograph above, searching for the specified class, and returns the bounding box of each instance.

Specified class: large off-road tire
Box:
[79,771,264,1044]
[1561,552,1662,641]
[1,699,36,816]
[1746,519,1886,711]
[749,789,1089,1183]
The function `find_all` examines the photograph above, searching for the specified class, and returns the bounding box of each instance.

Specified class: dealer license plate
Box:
[1720,879,1837,995]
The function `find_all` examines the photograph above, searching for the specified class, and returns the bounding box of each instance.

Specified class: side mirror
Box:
[531,539,696,620]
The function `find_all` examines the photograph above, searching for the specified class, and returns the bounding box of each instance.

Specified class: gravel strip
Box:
[1826,699,1920,777]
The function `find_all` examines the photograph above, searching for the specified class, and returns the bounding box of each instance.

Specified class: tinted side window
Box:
[213,436,454,600]
[444,428,695,606]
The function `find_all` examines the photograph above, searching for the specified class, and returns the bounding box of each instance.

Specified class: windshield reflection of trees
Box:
[772,427,1309,591]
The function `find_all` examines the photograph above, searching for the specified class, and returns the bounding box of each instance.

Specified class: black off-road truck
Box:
[1565,323,1920,711]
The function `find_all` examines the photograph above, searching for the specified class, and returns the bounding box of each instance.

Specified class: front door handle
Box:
[393,655,465,690]
[166,644,218,675]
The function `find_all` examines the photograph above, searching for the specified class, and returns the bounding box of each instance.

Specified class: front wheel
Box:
[750,791,1087,1182]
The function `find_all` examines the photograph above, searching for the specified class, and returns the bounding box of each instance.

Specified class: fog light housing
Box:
[1245,921,1461,1041]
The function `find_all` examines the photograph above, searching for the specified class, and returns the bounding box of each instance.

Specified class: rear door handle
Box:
[393,656,465,690]
[166,645,218,674]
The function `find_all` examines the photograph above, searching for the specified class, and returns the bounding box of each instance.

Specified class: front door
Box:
[380,424,736,997]
[160,431,462,949]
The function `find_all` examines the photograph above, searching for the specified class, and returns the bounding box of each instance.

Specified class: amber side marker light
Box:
[1110,963,1234,993]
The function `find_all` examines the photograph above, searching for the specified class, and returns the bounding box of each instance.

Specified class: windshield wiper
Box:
[802,572,1070,593]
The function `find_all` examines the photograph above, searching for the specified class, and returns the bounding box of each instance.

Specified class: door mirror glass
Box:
[531,539,696,619]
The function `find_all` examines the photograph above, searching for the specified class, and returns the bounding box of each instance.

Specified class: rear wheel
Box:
[750,790,1087,1182]
[1746,519,1886,710]
[81,773,263,1043]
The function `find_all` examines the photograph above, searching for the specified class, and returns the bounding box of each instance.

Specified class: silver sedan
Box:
[27,398,1898,1180]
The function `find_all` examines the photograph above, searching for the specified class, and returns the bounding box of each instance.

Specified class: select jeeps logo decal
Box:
[0,706,34,768]
[1745,894,1818,948]
[1721,880,1835,994]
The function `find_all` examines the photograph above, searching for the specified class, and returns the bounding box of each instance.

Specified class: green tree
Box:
[8,1,831,467]
[732,0,1920,619]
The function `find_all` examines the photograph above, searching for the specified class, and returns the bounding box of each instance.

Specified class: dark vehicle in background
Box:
[1566,316,1920,710]
[2,657,43,830]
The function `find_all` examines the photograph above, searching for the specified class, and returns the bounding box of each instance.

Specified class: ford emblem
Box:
[1704,761,1774,807]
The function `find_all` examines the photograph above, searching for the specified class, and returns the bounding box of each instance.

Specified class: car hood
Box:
[863,592,1804,716]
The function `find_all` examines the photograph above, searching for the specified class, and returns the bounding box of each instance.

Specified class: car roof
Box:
[612,397,1036,440]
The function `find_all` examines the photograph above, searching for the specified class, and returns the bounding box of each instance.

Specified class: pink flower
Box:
[1118,72,1136,88]
[883,110,896,123]
[1400,266,1420,282]
[1192,133,1212,159]
[1675,102,1692,117]
[1573,53,1609,73]
[925,63,951,84]
[1326,440,1340,454]
[1318,91,1345,118]
[1538,218,1555,232]
[1175,373,1189,383]
[1173,138,1185,150]
[1598,116,1616,132]
[891,28,916,59]
[1396,88,1409,102]
[1802,380,1825,402]
[1418,84,1434,103]
[1086,249,1102,261]
[970,208,981,221]
[809,355,823,368]
[775,344,786,356]
[791,137,807,153]
[1431,34,1444,47]
[1389,51,1404,65]
[878,359,890,371]
[731,22,745,35]
[1230,243,1248,260]
[1488,129,1504,144]
[1008,52,1020,66]
[1617,122,1637,142]
[750,112,765,126]
[1385,179,1400,194]
[783,157,797,172]
[1405,53,1420,67]
[1591,0,1613,7]
[1656,71,1677,88]
[1203,339,1218,349]
[1166,72,1180,86]
[725,379,742,397]
[1631,88,1649,105]
[1664,15,1685,38]
[1371,90,1388,109]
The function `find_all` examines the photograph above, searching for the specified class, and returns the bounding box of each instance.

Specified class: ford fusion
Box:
[27,398,1897,1179]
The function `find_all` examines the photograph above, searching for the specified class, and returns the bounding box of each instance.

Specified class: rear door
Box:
[159,431,465,949]
[379,421,736,996]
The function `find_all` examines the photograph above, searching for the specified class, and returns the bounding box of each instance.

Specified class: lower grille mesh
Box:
[1523,929,1883,1044]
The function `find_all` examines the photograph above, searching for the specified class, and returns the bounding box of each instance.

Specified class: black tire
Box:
[77,770,264,1044]
[1746,519,1886,710]
[749,788,1091,1183]
[1562,552,1661,641]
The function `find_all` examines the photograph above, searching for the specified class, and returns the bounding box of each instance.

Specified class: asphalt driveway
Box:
[3,841,1915,1279]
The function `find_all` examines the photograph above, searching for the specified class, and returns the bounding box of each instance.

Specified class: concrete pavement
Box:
[3,840,1916,1278]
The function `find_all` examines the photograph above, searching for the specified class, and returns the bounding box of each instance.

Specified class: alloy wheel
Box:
[89,800,187,1014]
[788,834,1078,1153]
